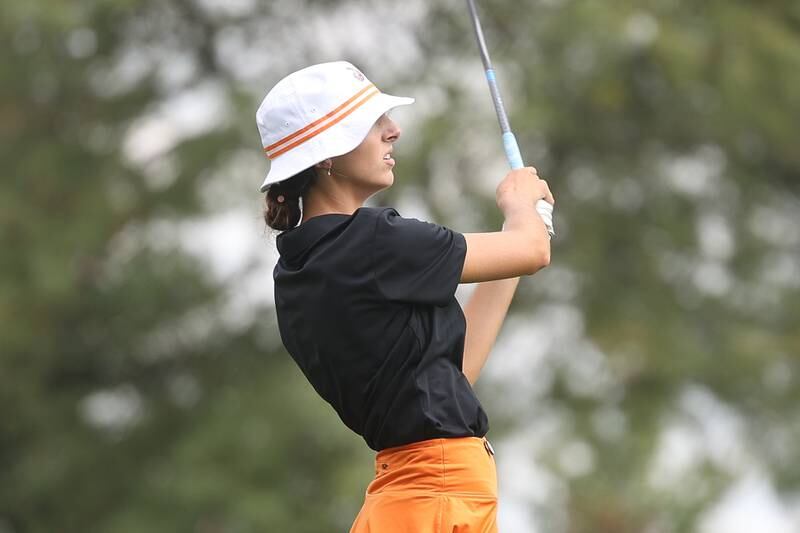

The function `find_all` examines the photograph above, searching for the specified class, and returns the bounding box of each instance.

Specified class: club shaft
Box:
[466,0,513,136]
[466,0,555,238]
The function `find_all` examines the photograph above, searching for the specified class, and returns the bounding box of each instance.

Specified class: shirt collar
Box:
[276,212,351,260]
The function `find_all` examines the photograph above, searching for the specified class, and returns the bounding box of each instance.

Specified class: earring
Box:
[327,167,332,177]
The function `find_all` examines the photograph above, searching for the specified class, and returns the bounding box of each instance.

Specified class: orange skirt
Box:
[349,436,498,533]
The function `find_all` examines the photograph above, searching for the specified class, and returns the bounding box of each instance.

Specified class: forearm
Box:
[461,277,520,385]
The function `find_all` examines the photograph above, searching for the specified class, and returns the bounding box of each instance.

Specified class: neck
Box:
[300,171,371,223]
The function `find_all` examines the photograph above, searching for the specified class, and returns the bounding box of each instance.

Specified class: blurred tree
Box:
[2,0,799,532]
[406,1,800,531]
[1,1,371,532]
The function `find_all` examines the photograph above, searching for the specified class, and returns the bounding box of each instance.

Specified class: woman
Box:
[257,61,554,532]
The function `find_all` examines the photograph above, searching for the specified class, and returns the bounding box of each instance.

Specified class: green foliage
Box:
[1,1,369,531]
[411,1,800,531]
[2,0,798,532]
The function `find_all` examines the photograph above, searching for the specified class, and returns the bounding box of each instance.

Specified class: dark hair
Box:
[264,167,319,231]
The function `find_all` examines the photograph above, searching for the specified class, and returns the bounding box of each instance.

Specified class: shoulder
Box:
[349,206,403,236]
[352,206,399,223]
[358,206,445,229]
[354,207,461,243]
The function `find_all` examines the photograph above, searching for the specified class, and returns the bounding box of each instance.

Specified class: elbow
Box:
[524,242,551,275]
[463,369,478,386]
[464,373,476,387]
[540,247,551,268]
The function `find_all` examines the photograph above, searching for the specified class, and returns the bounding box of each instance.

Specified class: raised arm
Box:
[459,167,554,384]
[461,166,553,283]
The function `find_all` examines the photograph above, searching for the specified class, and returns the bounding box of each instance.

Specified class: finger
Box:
[539,180,555,204]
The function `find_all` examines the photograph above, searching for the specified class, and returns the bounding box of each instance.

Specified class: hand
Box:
[496,167,555,217]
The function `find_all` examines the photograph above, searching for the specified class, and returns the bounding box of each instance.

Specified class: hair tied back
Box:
[263,166,319,232]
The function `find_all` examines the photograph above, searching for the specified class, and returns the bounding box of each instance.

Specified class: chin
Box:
[374,171,393,189]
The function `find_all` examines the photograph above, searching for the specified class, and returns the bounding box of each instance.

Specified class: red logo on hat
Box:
[347,66,365,82]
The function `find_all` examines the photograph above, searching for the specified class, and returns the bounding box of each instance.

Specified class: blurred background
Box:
[2,0,799,531]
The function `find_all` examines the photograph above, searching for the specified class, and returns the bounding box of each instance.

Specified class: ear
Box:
[315,159,333,170]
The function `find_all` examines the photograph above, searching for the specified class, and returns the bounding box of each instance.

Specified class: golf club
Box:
[466,0,555,237]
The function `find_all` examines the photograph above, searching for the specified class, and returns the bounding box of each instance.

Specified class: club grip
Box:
[502,132,524,170]
[501,132,555,237]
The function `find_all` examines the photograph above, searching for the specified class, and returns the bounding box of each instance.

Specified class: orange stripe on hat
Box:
[265,84,379,159]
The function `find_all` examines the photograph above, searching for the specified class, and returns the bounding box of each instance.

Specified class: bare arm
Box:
[461,277,519,385]
[460,167,554,283]
[457,166,555,384]
[460,208,551,283]
[459,212,547,385]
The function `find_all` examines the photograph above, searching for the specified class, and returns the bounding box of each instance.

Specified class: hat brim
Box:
[259,92,414,192]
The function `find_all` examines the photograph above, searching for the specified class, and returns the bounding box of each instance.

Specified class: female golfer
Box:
[257,61,553,532]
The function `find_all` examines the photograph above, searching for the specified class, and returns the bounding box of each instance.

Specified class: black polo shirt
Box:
[273,206,489,451]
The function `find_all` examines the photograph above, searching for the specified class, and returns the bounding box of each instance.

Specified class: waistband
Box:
[367,436,497,497]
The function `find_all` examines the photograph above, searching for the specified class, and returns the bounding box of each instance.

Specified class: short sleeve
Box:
[372,208,467,306]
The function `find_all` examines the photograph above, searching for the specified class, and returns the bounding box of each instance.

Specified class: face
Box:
[324,113,401,194]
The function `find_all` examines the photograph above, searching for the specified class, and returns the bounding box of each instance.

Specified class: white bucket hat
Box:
[256,61,415,192]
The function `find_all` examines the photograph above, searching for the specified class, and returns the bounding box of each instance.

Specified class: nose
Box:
[383,117,401,143]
